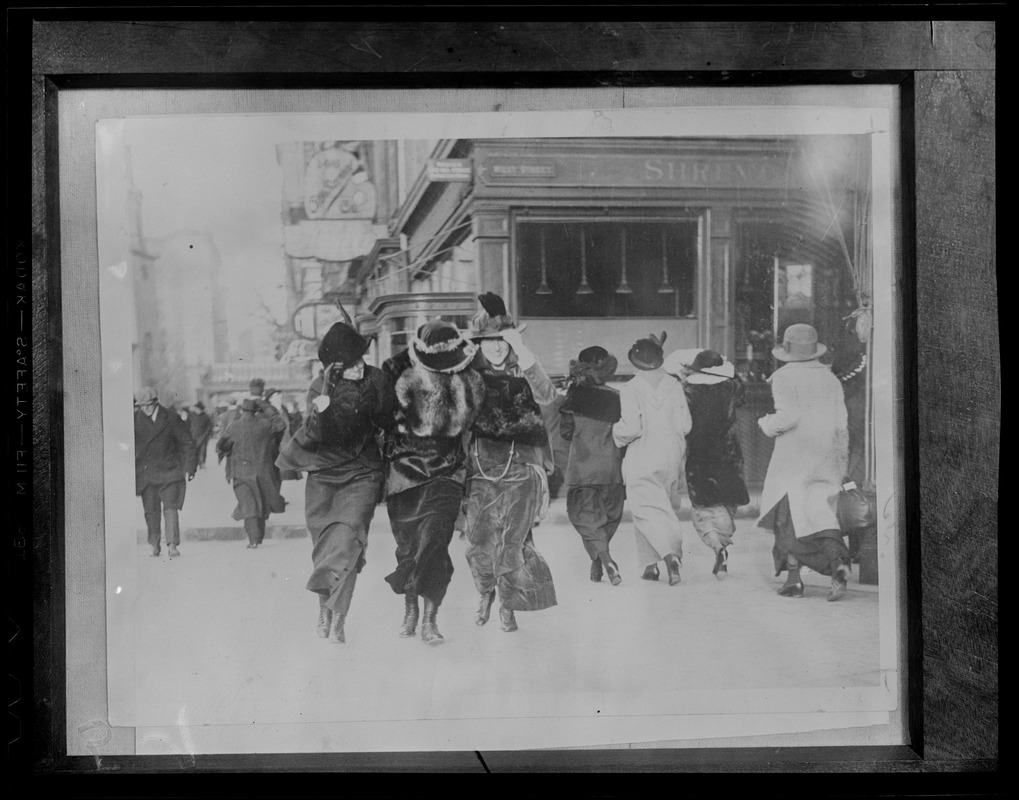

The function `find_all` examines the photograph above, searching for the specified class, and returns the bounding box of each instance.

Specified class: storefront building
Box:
[357,136,873,487]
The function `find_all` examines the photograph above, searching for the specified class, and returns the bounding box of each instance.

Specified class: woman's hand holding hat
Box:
[501,328,536,369]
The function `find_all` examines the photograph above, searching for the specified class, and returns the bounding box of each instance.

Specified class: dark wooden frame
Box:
[14,13,997,783]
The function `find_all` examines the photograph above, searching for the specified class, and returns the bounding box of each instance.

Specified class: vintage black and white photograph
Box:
[91,94,905,754]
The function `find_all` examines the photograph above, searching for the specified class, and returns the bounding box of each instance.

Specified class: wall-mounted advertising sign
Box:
[427,158,473,182]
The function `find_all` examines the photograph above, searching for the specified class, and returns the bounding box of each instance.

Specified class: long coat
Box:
[559,383,623,487]
[683,379,750,508]
[189,411,214,450]
[217,407,287,520]
[135,405,197,494]
[757,360,849,538]
[612,372,692,559]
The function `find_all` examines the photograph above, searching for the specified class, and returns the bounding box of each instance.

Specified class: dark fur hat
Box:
[318,322,371,368]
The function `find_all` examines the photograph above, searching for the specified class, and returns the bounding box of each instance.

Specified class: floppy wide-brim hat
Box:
[772,323,828,362]
[409,320,477,374]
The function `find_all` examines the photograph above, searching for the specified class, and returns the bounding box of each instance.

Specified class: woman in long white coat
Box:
[757,324,852,601]
[612,332,693,586]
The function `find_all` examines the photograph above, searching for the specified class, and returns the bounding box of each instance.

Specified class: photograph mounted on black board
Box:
[81,91,907,755]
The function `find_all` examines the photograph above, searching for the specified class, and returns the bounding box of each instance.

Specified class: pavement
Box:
[127,446,882,739]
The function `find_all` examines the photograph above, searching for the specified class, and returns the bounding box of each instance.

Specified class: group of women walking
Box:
[276,291,855,647]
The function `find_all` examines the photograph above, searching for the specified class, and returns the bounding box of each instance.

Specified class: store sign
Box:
[427,159,473,182]
[478,153,792,189]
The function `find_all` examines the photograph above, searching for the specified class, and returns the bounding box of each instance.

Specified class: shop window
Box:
[516,220,698,318]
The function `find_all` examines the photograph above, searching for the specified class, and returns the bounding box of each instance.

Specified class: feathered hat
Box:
[628,332,668,371]
[468,292,527,340]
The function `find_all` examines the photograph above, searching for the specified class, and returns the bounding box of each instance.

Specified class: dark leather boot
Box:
[641,564,660,581]
[420,597,444,645]
[317,604,333,638]
[778,567,804,597]
[475,589,496,626]
[399,594,420,638]
[589,558,603,582]
[328,613,346,643]
[664,554,682,586]
[499,606,518,633]
[601,555,622,586]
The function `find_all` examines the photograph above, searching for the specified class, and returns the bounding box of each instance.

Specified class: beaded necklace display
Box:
[834,353,868,382]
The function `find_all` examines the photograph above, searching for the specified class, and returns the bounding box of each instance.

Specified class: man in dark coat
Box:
[216,397,287,548]
[188,401,215,469]
[559,346,625,585]
[664,349,750,579]
[134,386,198,558]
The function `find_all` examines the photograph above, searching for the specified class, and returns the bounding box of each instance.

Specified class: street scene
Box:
[132,454,879,729]
[95,105,898,749]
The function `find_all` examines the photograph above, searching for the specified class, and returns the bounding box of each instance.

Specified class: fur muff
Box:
[395,366,486,438]
[472,373,549,447]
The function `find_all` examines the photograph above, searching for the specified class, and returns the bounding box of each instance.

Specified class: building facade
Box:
[356,136,874,487]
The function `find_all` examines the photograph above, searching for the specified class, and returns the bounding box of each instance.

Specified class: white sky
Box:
[124,118,292,328]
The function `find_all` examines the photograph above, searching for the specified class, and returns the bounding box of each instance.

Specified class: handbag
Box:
[837,480,877,532]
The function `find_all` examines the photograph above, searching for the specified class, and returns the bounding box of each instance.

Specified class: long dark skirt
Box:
[385,478,462,604]
[304,463,383,615]
[465,457,557,612]
[566,484,625,561]
[760,494,850,576]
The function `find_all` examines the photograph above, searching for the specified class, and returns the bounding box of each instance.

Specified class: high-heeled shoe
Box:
[602,557,622,586]
[712,547,728,580]
[778,580,804,597]
[827,564,851,602]
[641,564,660,581]
[499,606,518,633]
[664,554,682,586]
[589,558,603,582]
[475,589,496,626]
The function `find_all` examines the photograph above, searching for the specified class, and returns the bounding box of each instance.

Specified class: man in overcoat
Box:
[134,386,198,558]
[188,401,214,469]
[216,397,287,548]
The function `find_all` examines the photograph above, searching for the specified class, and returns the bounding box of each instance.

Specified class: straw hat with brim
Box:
[134,387,158,406]
[773,323,828,362]
[318,322,371,367]
[628,332,667,371]
[409,320,478,374]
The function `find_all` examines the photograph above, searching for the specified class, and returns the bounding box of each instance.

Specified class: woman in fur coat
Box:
[463,293,558,633]
[381,320,486,645]
[757,324,852,601]
[276,319,396,643]
[559,346,625,585]
[612,332,693,586]
[664,348,750,579]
